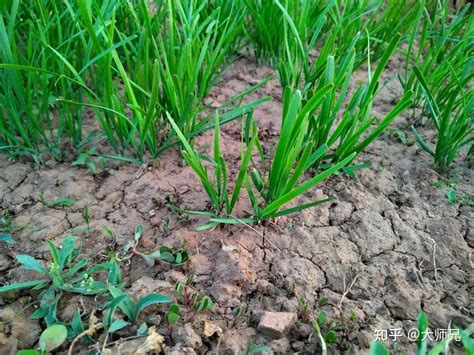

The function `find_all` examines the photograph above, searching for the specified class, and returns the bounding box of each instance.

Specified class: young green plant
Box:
[312,311,340,354]
[402,1,473,110]
[369,312,474,355]
[106,286,172,333]
[244,89,354,222]
[167,112,256,221]
[244,0,327,63]
[0,0,267,163]
[214,88,357,225]
[411,67,473,175]
[0,236,121,326]
[272,12,413,164]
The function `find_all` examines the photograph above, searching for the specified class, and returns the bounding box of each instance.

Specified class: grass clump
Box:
[0,0,263,163]
[243,0,325,62]
[242,89,356,222]
[171,55,413,226]
[326,0,425,69]
[170,89,357,227]
[0,0,88,162]
[275,26,414,165]
[307,38,414,164]
[106,286,171,332]
[411,67,473,175]
[167,112,257,221]
[401,1,473,174]
[402,1,473,108]
[245,0,425,90]
[155,0,247,148]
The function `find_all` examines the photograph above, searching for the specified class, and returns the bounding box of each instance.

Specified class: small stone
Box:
[164,344,197,355]
[150,215,161,227]
[269,338,290,353]
[257,279,273,294]
[141,236,156,249]
[291,341,305,352]
[258,312,297,338]
[105,190,123,205]
[356,331,371,348]
[95,191,105,200]
[295,323,313,338]
[178,185,190,194]
[0,307,15,322]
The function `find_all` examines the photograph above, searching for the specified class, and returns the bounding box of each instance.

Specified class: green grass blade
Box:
[262,152,356,218]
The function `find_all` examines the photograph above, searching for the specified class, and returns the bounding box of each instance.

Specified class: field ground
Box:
[0,54,473,354]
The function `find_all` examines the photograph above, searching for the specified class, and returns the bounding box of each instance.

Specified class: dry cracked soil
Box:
[0,54,473,354]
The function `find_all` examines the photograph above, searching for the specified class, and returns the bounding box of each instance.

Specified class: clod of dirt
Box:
[189,254,213,276]
[172,324,202,350]
[127,276,174,298]
[329,201,354,225]
[354,331,372,348]
[268,337,291,353]
[274,254,325,304]
[208,283,242,307]
[462,211,474,248]
[347,211,397,262]
[257,311,297,338]
[291,341,305,352]
[220,328,256,354]
[164,344,197,354]
[140,234,156,249]
[0,304,41,352]
[0,254,10,273]
[293,322,313,339]
[215,249,257,285]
